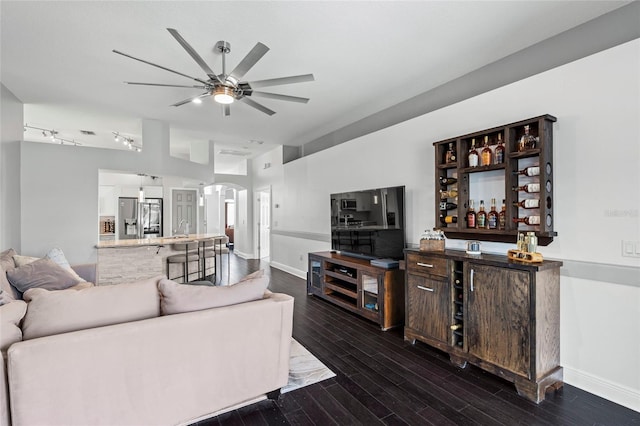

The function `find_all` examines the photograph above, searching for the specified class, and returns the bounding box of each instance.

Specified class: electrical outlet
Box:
[621,240,640,257]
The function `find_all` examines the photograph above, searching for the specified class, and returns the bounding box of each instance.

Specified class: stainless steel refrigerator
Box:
[118,197,163,239]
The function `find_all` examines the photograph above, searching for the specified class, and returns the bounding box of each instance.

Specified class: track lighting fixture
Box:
[112,132,142,152]
[24,125,81,147]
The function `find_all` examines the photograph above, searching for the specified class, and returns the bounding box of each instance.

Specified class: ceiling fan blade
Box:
[125,82,207,89]
[250,91,309,103]
[166,28,222,83]
[246,74,314,89]
[113,49,209,86]
[223,105,231,116]
[171,92,211,107]
[239,97,276,116]
[228,42,269,82]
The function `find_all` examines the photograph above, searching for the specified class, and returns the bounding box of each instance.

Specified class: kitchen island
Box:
[96,234,227,285]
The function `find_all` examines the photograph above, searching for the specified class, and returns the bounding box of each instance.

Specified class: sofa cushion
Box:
[7,258,82,293]
[158,270,269,315]
[21,276,163,340]
[0,249,18,302]
[0,300,27,354]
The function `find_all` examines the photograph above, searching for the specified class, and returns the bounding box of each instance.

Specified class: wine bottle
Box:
[445,142,457,164]
[450,324,463,331]
[487,198,498,229]
[439,201,458,211]
[494,133,505,164]
[466,199,476,228]
[498,199,507,230]
[512,183,540,193]
[518,125,537,151]
[468,139,479,167]
[440,189,458,199]
[513,199,540,209]
[439,215,458,224]
[513,215,541,225]
[513,166,540,177]
[481,136,492,166]
[476,200,487,228]
[439,176,458,186]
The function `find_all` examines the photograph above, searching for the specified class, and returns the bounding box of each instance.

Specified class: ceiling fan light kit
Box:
[113,28,314,116]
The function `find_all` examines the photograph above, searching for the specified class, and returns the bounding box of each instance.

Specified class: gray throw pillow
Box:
[7,258,82,293]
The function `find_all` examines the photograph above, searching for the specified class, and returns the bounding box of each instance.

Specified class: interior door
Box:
[258,189,270,259]
[172,190,197,235]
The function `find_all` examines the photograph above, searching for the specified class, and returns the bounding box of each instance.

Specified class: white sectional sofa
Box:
[0,255,294,426]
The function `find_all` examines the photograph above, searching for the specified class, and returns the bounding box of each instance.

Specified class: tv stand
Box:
[307,251,405,330]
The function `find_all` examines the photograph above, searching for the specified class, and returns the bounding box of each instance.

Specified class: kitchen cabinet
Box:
[98,185,116,216]
[307,251,404,330]
[404,248,562,403]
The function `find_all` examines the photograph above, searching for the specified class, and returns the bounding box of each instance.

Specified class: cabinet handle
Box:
[470,269,474,292]
[416,262,434,268]
[417,285,434,292]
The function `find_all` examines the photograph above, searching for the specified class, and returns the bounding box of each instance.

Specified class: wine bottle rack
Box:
[433,114,557,246]
[451,261,465,349]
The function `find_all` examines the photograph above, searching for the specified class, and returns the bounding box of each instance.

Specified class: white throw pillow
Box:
[158,270,269,315]
[45,247,86,282]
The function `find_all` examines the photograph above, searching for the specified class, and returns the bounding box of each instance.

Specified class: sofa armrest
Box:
[71,263,96,283]
[8,293,294,426]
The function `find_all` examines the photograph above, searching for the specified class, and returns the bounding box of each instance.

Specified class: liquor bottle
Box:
[476,200,487,228]
[513,215,541,225]
[445,142,457,164]
[481,136,492,166]
[468,139,479,167]
[498,199,507,230]
[513,199,540,209]
[439,215,458,224]
[487,198,498,229]
[440,189,458,199]
[518,125,537,151]
[494,133,505,164]
[466,199,476,228]
[439,176,458,186]
[439,201,458,211]
[513,166,540,177]
[512,183,540,193]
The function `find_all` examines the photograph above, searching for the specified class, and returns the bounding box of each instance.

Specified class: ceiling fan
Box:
[113,28,314,116]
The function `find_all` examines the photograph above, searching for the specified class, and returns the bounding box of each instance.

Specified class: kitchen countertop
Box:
[95,233,227,248]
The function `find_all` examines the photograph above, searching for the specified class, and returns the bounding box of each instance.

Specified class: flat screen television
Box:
[330,185,406,260]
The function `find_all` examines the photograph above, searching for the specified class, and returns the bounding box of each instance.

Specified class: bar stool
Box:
[166,242,200,283]
[198,238,217,282]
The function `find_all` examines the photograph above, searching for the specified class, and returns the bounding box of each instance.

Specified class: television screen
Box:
[330,186,405,260]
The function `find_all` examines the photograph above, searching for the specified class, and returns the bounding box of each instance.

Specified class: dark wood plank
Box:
[193,255,639,426]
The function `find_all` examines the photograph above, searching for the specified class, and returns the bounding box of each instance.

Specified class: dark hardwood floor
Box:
[198,254,639,425]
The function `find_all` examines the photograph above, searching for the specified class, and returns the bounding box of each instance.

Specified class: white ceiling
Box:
[0,1,628,165]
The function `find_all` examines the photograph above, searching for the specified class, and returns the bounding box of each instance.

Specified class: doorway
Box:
[256,188,271,261]
[172,189,197,235]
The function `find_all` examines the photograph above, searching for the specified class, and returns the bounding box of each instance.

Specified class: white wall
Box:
[14,119,216,264]
[253,39,640,410]
[0,84,23,251]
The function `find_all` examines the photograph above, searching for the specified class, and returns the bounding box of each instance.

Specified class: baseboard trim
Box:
[564,366,640,412]
[233,250,254,260]
[270,261,306,280]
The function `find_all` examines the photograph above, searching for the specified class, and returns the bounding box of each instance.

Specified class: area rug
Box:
[282,338,336,393]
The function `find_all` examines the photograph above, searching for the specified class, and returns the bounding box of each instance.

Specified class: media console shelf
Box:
[308,251,404,330]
